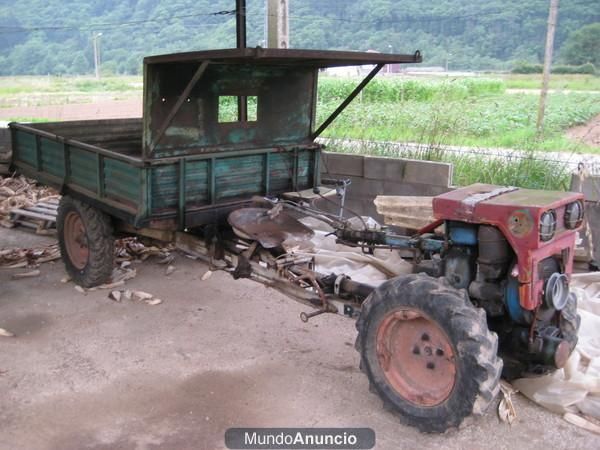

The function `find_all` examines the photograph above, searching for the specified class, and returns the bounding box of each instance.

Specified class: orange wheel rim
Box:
[63,211,89,270]
[376,308,456,407]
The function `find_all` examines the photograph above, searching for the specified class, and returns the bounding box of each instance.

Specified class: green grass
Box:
[3,117,49,123]
[502,74,600,91]
[319,76,505,103]
[318,91,600,154]
[0,75,142,96]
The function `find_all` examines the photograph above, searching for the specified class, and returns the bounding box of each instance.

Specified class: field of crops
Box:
[502,74,600,91]
[317,77,600,154]
[316,76,600,190]
[1,74,598,189]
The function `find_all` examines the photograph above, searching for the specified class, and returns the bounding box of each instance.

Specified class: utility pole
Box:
[236,0,247,121]
[236,0,246,49]
[93,32,102,80]
[266,0,289,48]
[537,0,559,135]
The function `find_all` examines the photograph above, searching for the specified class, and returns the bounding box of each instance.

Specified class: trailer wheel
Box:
[57,196,114,288]
[356,273,502,433]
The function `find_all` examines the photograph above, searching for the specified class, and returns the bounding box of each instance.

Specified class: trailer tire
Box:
[57,196,114,288]
[356,273,502,433]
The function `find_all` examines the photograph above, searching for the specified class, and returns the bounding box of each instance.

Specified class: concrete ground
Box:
[0,227,597,450]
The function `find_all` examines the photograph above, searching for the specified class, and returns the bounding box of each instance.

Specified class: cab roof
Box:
[144,47,422,67]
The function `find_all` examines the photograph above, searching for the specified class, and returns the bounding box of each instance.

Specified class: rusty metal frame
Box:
[149,60,210,153]
[311,63,384,139]
[174,231,367,316]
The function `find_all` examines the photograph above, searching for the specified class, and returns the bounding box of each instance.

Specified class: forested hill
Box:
[0,0,598,75]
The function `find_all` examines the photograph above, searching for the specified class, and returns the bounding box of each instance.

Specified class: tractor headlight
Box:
[539,210,556,242]
[565,200,584,229]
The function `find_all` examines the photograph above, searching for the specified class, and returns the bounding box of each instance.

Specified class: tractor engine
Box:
[433,184,584,378]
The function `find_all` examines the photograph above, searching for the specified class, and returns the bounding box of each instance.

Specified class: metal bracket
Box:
[322,178,351,218]
[334,274,349,296]
[311,64,384,140]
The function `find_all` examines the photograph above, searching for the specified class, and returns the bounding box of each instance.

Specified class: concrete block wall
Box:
[0,128,10,155]
[319,152,453,222]
[0,127,11,174]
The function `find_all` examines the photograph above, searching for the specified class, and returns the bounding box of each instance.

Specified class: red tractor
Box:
[353,183,583,431]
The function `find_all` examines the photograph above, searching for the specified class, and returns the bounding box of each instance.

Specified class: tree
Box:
[560,23,600,66]
[0,1,598,74]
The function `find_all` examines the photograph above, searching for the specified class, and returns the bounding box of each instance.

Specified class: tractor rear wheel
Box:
[57,196,114,288]
[356,273,502,432]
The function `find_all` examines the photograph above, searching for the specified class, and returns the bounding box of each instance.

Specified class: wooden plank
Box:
[116,222,174,242]
[36,202,59,210]
[10,209,57,222]
[13,221,38,229]
[175,231,208,258]
[374,195,435,230]
[19,205,58,216]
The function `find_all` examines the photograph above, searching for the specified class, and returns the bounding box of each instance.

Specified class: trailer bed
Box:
[10,119,319,229]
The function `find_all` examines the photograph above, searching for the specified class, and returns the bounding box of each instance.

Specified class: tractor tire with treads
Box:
[57,196,114,288]
[356,273,502,433]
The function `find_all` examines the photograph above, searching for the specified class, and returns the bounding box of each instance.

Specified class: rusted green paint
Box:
[104,158,141,206]
[147,147,315,219]
[144,63,316,158]
[39,137,65,178]
[13,130,37,167]
[69,148,99,193]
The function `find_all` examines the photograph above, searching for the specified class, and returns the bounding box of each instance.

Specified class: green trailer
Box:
[10,48,420,232]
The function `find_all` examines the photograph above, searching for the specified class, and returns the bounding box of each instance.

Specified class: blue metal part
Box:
[335,228,445,253]
[370,233,445,252]
[383,235,444,252]
[417,238,445,253]
[505,276,528,324]
[448,221,478,246]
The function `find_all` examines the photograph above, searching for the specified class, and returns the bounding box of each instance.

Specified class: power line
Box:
[277,9,510,26]
[0,9,236,34]
[0,7,546,35]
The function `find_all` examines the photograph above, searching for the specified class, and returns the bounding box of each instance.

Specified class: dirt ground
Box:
[0,98,141,122]
[0,227,598,450]
[568,113,600,147]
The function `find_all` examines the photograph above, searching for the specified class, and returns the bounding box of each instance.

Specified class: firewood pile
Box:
[0,175,59,228]
[0,244,60,268]
[0,238,174,270]
[116,237,175,265]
